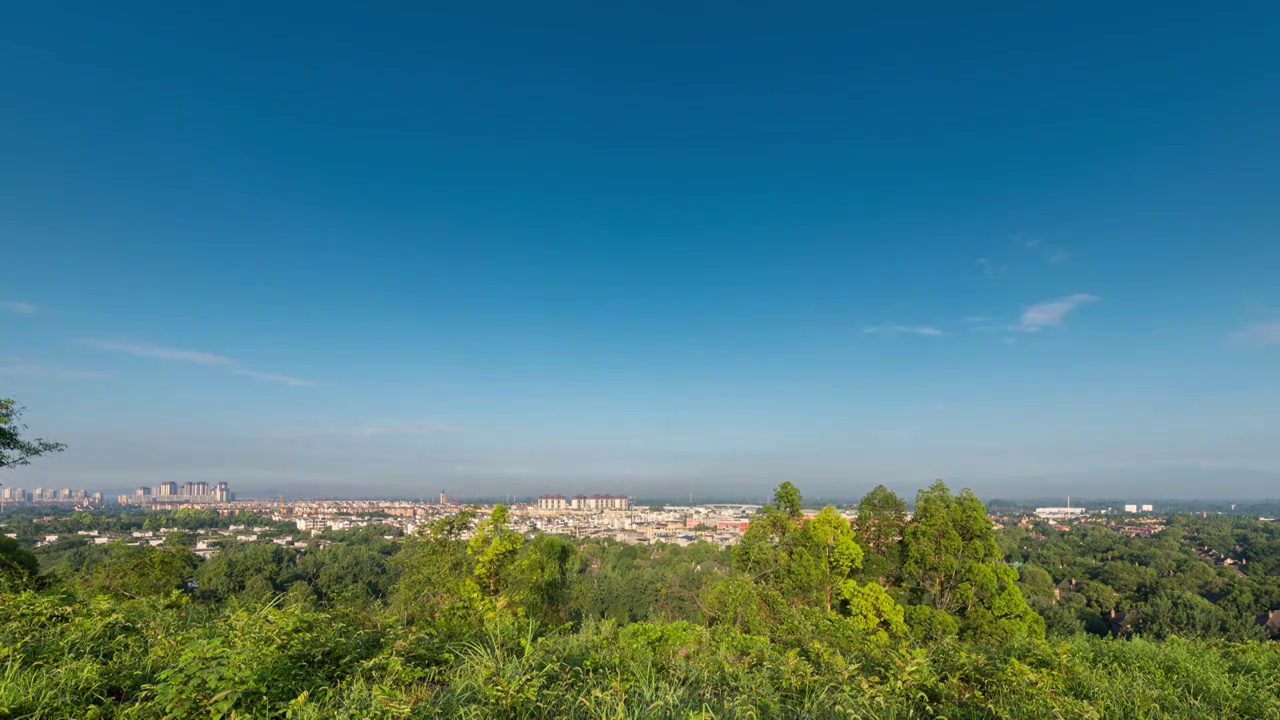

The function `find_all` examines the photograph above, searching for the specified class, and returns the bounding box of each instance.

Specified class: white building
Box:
[1124,504,1138,513]
[295,517,326,532]
[538,494,568,511]
[580,494,629,510]
[1140,504,1154,512]
[544,493,630,511]
[1035,506,1087,519]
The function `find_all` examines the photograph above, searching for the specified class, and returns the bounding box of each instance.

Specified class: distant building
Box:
[157,482,177,497]
[1140,504,1154,512]
[439,490,448,505]
[296,517,325,532]
[1124,504,1138,513]
[1035,507,1087,519]
[542,493,629,511]
[584,494,629,510]
[538,494,568,511]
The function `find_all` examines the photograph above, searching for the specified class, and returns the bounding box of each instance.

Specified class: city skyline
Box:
[3,4,1278,498]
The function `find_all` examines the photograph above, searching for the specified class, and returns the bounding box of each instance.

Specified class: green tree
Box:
[0,535,40,590]
[507,533,584,624]
[1018,562,1056,602]
[782,506,863,610]
[91,544,199,598]
[839,577,907,642]
[772,481,804,520]
[901,480,1043,641]
[855,484,907,584]
[733,483,807,579]
[468,505,523,595]
[0,398,66,472]
[296,542,398,603]
[195,541,296,602]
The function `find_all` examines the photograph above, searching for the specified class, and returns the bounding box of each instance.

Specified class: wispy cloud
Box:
[1014,293,1099,332]
[79,338,310,386]
[1230,320,1280,347]
[863,325,947,336]
[78,339,235,365]
[353,423,463,437]
[2,301,37,314]
[972,256,1003,275]
[230,369,314,387]
[1019,236,1070,264]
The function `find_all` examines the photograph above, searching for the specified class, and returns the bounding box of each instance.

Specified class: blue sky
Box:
[2,3,1278,499]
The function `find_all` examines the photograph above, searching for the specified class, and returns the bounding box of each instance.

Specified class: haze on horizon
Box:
[3,4,1277,501]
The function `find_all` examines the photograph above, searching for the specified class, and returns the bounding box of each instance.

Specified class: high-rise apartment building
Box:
[541,493,629,511]
[537,494,568,511]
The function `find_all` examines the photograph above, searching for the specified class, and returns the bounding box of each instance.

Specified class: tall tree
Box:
[733,483,806,579]
[507,533,584,624]
[0,397,66,472]
[468,504,523,595]
[732,483,906,640]
[773,481,804,520]
[900,480,1043,641]
[856,484,907,585]
[783,506,864,610]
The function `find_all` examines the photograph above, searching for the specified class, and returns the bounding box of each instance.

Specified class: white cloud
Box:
[863,325,946,336]
[79,338,310,386]
[2,301,37,314]
[1230,320,1280,347]
[79,339,235,366]
[1015,293,1099,331]
[230,369,314,387]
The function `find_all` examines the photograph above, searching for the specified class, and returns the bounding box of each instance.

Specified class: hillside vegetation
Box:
[2,480,1279,719]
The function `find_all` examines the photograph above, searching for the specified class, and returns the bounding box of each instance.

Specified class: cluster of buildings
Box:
[1034,505,1088,520]
[119,481,234,506]
[1033,500,1156,520]
[0,487,104,505]
[536,493,631,511]
[513,501,763,547]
